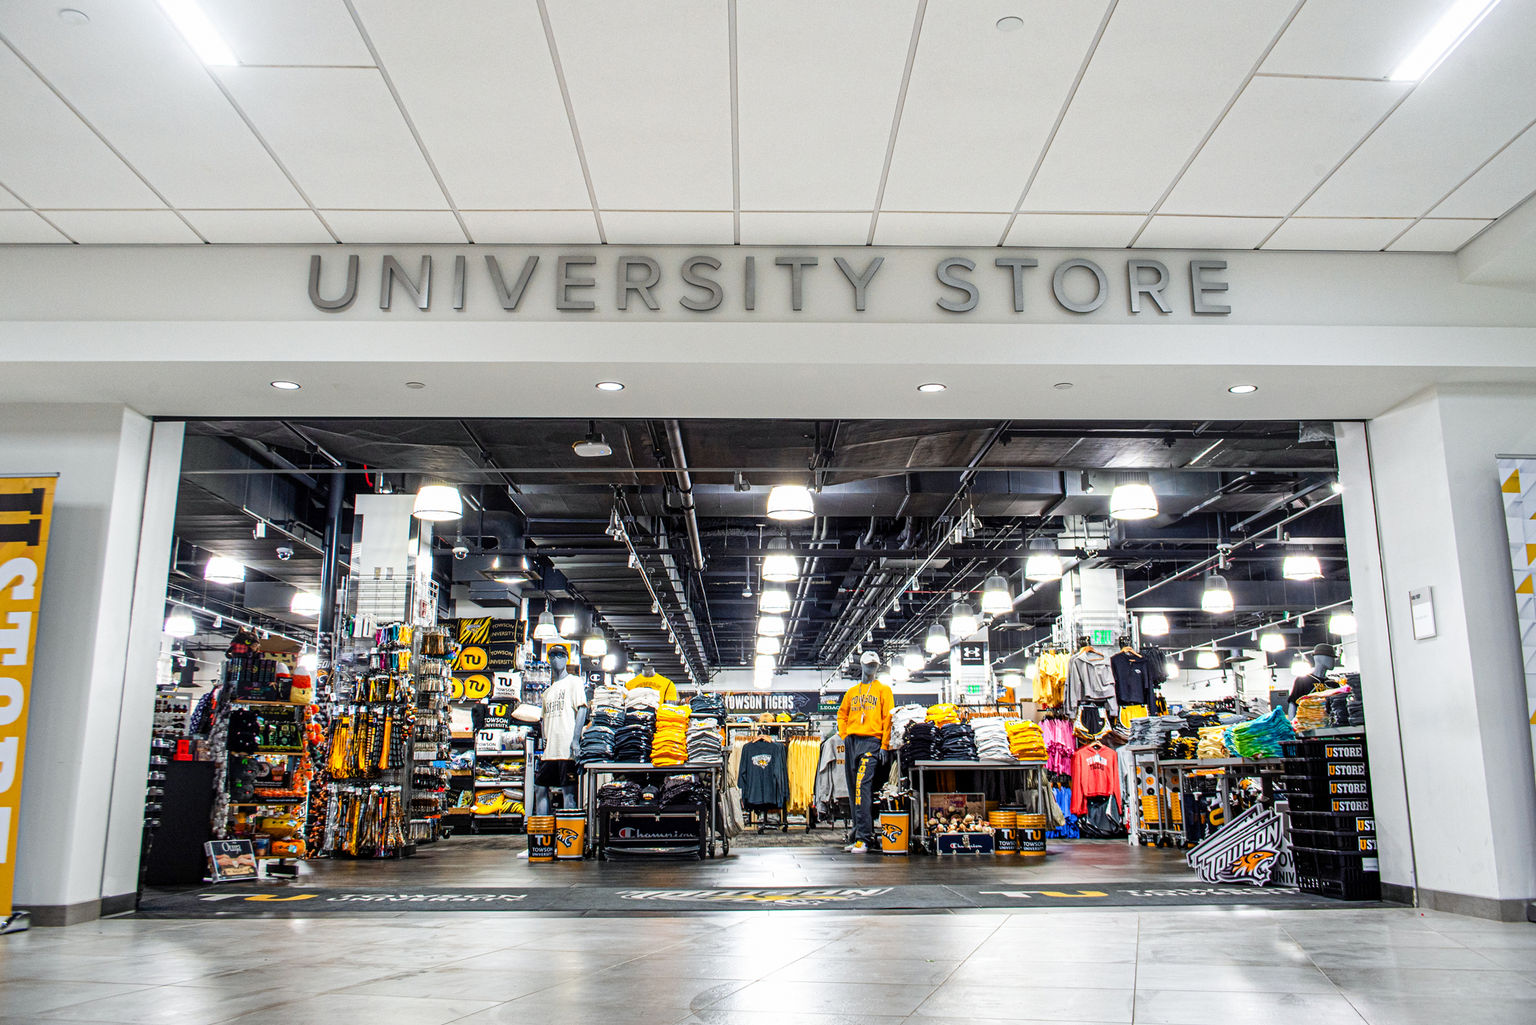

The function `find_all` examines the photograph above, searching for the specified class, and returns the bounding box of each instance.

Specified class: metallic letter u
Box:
[308,254,358,312]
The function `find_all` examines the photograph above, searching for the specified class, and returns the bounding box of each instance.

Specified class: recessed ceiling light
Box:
[155,0,238,65]
[1228,384,1258,394]
[1053,381,1074,390]
[405,381,426,390]
[917,382,947,393]
[270,380,300,391]
[1390,0,1500,82]
[595,381,625,392]
[996,16,1025,31]
[58,9,89,24]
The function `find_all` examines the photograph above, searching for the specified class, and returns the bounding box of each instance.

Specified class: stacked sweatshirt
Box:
[651,703,691,766]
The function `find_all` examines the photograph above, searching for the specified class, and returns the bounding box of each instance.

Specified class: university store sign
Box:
[308,250,1233,317]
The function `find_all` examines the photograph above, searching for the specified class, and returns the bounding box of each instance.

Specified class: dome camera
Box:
[275,546,294,561]
[452,542,469,560]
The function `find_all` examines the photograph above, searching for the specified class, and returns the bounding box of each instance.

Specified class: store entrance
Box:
[137,417,1381,911]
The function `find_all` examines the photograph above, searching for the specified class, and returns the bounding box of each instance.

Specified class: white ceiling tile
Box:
[0,184,23,209]
[1135,216,1280,250]
[215,67,445,209]
[182,209,332,244]
[1432,123,1536,219]
[738,212,870,245]
[459,211,601,244]
[45,210,200,243]
[547,1,733,210]
[881,0,1109,212]
[352,0,589,210]
[873,212,1009,246]
[0,1,302,209]
[0,211,69,243]
[321,210,466,243]
[200,0,372,66]
[1300,0,1536,218]
[1261,0,1447,79]
[1163,77,1408,217]
[1263,217,1411,251]
[603,211,734,245]
[1005,214,1144,248]
[1025,0,1298,213]
[1387,218,1493,252]
[0,43,159,208]
[738,0,918,210]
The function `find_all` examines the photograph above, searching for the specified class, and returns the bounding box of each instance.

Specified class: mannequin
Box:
[836,650,893,853]
[626,658,678,703]
[1287,643,1337,716]
[532,644,585,812]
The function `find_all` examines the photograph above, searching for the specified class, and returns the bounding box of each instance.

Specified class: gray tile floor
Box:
[1,905,1531,1024]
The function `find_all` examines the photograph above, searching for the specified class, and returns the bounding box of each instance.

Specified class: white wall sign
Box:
[1408,587,1436,640]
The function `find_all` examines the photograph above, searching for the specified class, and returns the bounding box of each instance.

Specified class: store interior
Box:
[138,417,1377,902]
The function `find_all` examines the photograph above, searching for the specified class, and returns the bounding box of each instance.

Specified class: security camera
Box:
[452,543,469,560]
[276,546,294,561]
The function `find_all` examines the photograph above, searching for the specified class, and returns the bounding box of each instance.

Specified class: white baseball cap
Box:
[859,650,880,666]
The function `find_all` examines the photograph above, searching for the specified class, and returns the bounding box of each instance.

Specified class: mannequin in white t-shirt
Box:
[533,646,586,812]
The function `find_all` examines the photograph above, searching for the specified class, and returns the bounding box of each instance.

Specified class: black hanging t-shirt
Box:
[738,739,790,809]
[1110,650,1155,706]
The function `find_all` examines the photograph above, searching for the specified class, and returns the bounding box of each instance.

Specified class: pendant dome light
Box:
[1328,611,1357,636]
[204,556,246,584]
[558,615,578,638]
[1291,657,1313,676]
[980,574,1013,616]
[949,601,979,640]
[164,611,196,638]
[1164,659,1180,679]
[290,591,321,617]
[1201,573,1234,614]
[755,635,782,656]
[1139,612,1170,637]
[1109,472,1159,521]
[412,483,463,522]
[1259,630,1286,653]
[601,652,619,672]
[758,585,792,614]
[582,632,608,658]
[766,484,815,521]
[1023,540,1064,582]
[1283,553,1323,581]
[902,647,924,671]
[889,664,911,683]
[757,614,786,637]
[761,537,799,582]
[1196,648,1220,670]
[924,622,951,655]
[999,671,1023,693]
[533,609,560,642]
[754,653,775,673]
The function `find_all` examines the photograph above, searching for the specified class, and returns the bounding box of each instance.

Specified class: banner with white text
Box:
[0,475,55,917]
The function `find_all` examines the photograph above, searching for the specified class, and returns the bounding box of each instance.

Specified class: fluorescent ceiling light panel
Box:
[157,0,239,66]
[1390,0,1500,81]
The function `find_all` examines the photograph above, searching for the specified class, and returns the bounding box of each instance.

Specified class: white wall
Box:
[1357,386,1536,914]
[0,405,182,920]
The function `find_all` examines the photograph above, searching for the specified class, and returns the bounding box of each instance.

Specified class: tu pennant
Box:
[0,476,56,925]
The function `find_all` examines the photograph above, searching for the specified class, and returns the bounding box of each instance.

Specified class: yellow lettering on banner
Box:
[0,476,55,917]
[244,894,317,902]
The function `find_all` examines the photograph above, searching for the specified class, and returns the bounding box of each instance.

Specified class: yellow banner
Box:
[0,476,55,918]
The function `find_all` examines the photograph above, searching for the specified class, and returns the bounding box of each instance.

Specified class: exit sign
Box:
[1091,629,1113,646]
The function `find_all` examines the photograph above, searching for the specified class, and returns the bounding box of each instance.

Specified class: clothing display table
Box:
[580,761,725,858]
[1131,752,1281,847]
[910,760,1048,848]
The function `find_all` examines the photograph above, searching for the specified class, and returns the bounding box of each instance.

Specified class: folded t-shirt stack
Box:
[900,720,939,772]
[926,703,961,728]
[888,704,927,751]
[688,693,725,722]
[651,703,691,766]
[687,720,723,763]
[613,709,655,763]
[624,686,661,712]
[1005,719,1048,761]
[971,718,1012,761]
[577,725,615,765]
[597,780,642,807]
[660,774,710,806]
[938,722,978,761]
[591,683,628,712]
[1196,724,1228,758]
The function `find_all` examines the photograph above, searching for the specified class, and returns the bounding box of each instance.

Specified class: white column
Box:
[1346,386,1536,919]
[0,405,183,924]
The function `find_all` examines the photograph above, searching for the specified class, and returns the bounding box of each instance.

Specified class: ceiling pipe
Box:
[663,420,707,572]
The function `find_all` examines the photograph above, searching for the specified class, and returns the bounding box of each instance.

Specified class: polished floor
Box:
[1,905,1533,1024]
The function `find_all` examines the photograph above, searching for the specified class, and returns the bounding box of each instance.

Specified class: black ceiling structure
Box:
[167,418,1349,683]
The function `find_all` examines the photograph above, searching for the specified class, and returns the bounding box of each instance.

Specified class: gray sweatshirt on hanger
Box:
[1067,651,1118,714]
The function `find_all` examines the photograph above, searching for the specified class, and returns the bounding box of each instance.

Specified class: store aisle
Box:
[1,906,1531,1024]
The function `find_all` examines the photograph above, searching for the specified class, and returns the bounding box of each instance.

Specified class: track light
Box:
[925,622,951,655]
[761,537,799,582]
[1283,554,1323,581]
[980,575,1013,616]
[412,484,463,522]
[766,484,815,521]
[1201,574,1234,614]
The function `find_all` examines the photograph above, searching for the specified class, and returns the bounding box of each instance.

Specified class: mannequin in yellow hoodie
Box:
[837,650,893,853]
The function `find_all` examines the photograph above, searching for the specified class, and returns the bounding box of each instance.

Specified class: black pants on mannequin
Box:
[843,734,882,844]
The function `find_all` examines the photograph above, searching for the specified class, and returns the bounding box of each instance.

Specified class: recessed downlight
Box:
[596,381,625,392]
[270,380,300,391]
[405,381,426,390]
[1228,384,1258,394]
[917,382,947,393]
[996,16,1025,31]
